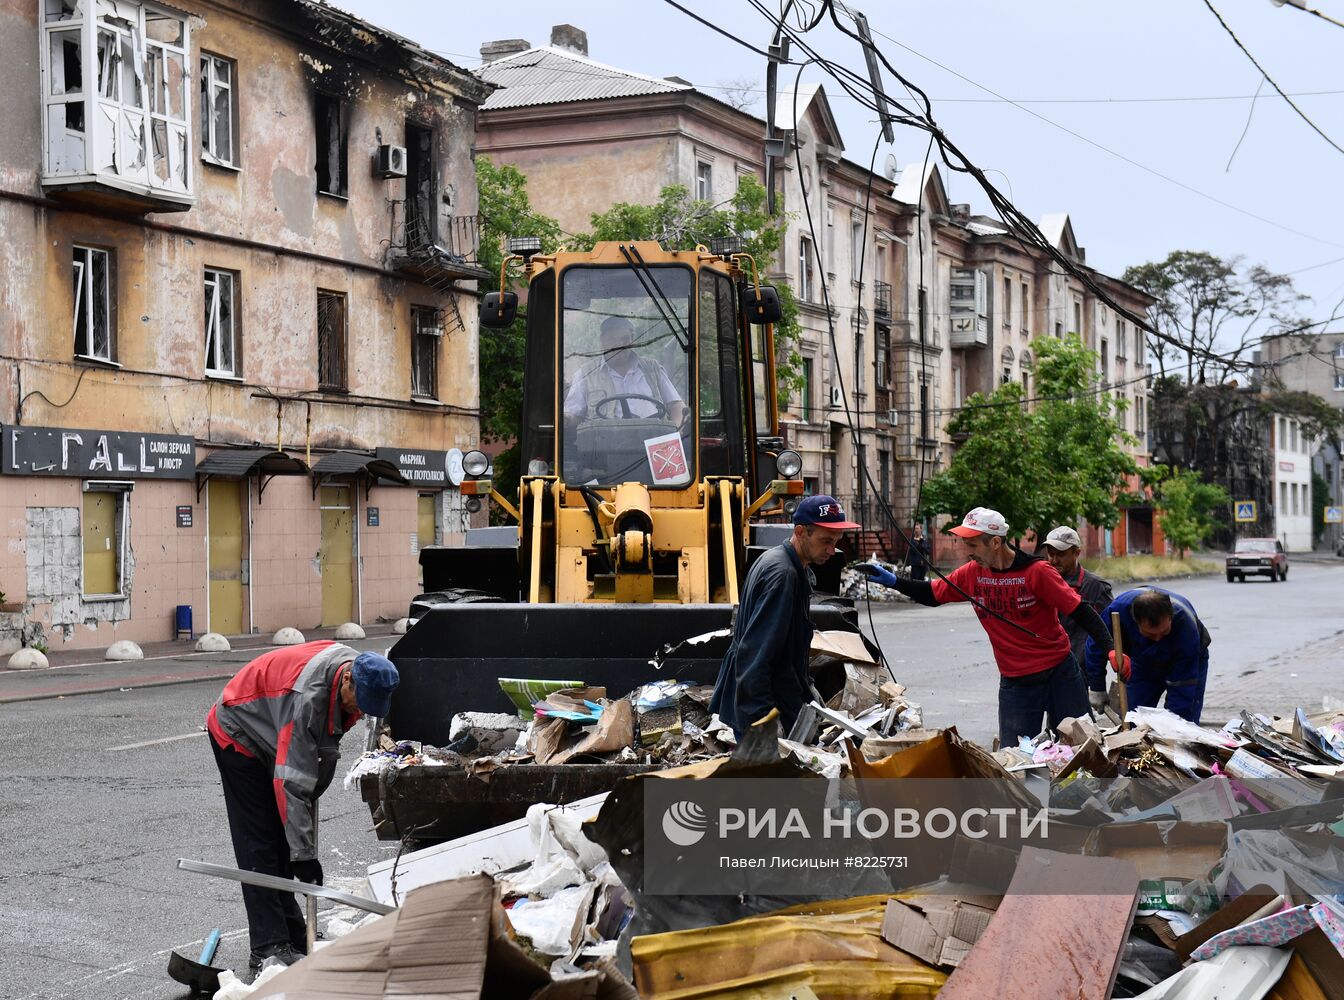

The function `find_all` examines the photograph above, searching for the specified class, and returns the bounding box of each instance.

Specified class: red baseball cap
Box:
[949,507,1009,538]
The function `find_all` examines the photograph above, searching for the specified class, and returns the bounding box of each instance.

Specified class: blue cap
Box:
[351,652,399,718]
[792,494,862,530]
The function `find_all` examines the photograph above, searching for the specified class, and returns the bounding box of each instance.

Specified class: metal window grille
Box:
[317,291,347,391]
[411,307,440,398]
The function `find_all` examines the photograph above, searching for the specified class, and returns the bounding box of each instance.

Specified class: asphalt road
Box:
[864,559,1344,745]
[1,560,1340,998]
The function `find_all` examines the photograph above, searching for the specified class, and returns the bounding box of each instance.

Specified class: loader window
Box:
[560,265,694,487]
[699,270,747,476]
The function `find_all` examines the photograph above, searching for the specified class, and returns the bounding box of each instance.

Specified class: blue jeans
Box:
[998,653,1090,747]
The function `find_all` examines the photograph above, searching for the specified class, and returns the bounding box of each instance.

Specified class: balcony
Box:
[874,280,892,322]
[388,209,489,286]
[40,0,194,213]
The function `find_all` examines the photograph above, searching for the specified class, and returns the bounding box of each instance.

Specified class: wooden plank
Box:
[937,848,1138,1000]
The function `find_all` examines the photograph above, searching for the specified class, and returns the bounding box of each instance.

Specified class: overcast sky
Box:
[342,0,1344,330]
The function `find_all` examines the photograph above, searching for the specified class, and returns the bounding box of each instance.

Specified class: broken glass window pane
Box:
[217,272,234,373]
[122,111,145,174]
[151,118,168,183]
[97,103,117,172]
[45,0,81,22]
[172,124,187,187]
[65,103,85,132]
[214,59,230,87]
[50,30,82,94]
[90,249,110,360]
[204,271,217,366]
[96,29,119,100]
[144,10,182,46]
[212,85,231,162]
[119,32,142,108]
[166,51,185,119]
[72,255,86,349]
[146,46,164,115]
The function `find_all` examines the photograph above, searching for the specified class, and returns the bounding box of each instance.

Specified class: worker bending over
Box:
[206,640,398,972]
[1085,587,1210,723]
[861,507,1127,746]
[711,495,860,738]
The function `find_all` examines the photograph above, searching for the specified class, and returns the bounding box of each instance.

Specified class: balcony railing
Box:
[875,280,892,321]
[388,208,489,284]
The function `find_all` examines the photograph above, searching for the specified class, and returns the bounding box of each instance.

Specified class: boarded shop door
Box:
[207,479,244,635]
[82,490,119,595]
[319,485,353,627]
[417,493,437,585]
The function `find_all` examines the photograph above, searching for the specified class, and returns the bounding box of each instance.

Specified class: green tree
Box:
[1312,470,1331,545]
[1153,468,1230,558]
[575,177,804,395]
[475,158,563,499]
[918,334,1138,542]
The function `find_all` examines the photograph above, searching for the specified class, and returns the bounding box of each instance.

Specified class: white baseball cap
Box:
[949,507,1008,538]
[1042,526,1083,551]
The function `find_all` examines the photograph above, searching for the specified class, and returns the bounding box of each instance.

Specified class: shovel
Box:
[1112,611,1131,730]
[166,928,223,996]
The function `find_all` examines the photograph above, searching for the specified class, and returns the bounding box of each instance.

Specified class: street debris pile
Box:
[259,651,1344,998]
[840,555,913,602]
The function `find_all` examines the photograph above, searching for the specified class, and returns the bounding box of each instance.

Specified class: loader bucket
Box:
[385,601,864,746]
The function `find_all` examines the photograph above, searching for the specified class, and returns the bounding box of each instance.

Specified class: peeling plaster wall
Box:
[0,0,486,646]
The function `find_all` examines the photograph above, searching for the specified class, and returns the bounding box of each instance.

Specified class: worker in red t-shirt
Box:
[860,507,1128,745]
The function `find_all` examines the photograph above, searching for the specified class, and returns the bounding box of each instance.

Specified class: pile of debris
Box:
[840,556,913,602]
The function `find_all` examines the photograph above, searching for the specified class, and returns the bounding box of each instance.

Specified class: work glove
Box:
[1107,650,1132,681]
[291,858,324,886]
[855,562,901,588]
[1088,689,1108,713]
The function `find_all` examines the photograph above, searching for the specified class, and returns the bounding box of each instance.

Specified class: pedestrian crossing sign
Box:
[1234,501,1257,522]
[1327,506,1343,524]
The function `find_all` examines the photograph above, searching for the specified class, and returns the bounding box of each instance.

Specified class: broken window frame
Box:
[199,51,236,168]
[317,289,348,392]
[315,92,348,198]
[73,244,114,363]
[204,266,238,378]
[410,305,440,400]
[39,0,191,198]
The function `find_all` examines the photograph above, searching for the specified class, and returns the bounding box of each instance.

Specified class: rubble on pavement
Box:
[319,657,1344,997]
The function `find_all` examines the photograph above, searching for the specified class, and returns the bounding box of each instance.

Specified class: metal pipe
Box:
[175,858,395,915]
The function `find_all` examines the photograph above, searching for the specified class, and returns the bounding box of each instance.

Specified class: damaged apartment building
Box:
[0,0,490,650]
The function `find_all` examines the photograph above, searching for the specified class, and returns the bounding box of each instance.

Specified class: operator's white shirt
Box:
[563,360,682,418]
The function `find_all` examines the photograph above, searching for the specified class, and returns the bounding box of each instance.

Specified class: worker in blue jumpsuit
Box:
[1084,587,1211,722]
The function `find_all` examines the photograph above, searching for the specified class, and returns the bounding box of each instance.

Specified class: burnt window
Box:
[411,306,439,398]
[315,93,347,197]
[317,290,347,391]
[405,121,436,248]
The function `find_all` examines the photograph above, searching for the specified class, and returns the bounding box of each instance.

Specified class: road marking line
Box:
[105,731,208,752]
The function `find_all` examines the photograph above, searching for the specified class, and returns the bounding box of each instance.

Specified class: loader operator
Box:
[1084,587,1210,723]
[563,315,687,426]
[859,507,1129,746]
[711,495,861,738]
[206,641,398,972]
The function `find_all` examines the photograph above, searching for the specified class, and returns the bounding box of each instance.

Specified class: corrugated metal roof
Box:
[197,449,308,478]
[312,451,407,484]
[477,47,689,111]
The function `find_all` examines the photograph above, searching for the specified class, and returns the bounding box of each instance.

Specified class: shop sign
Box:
[375,447,453,486]
[176,505,193,527]
[2,424,195,479]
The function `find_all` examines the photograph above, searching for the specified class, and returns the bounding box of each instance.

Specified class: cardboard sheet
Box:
[880,895,998,968]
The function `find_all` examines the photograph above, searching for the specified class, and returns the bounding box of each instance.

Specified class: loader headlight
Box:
[783,498,800,518]
[464,496,482,514]
[463,449,490,478]
[776,449,802,479]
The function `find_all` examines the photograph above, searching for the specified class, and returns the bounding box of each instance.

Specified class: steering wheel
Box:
[593,393,668,420]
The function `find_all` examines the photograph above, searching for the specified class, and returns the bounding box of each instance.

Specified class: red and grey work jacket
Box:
[206,640,361,861]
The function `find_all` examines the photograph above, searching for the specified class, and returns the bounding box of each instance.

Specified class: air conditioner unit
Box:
[829,386,844,408]
[375,144,407,178]
[886,409,899,426]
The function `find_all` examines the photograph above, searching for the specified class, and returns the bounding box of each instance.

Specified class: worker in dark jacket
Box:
[711,495,860,738]
[1085,587,1210,722]
[1041,525,1114,674]
[207,641,398,971]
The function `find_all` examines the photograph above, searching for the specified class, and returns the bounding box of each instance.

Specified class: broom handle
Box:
[1112,611,1130,730]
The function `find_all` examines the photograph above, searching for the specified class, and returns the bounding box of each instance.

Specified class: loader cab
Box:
[515,243,773,492]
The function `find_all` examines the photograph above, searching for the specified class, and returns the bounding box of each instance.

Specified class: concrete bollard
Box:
[105,640,144,661]
[8,648,48,670]
[195,632,231,652]
[272,627,305,646]
[334,622,365,640]
[392,617,411,635]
